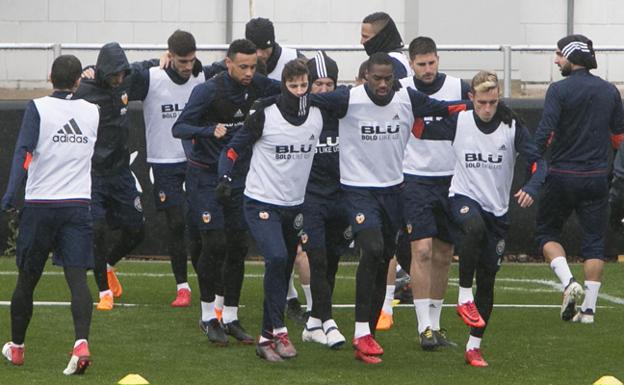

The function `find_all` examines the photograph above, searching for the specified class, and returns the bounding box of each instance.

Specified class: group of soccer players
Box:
[2,10,623,374]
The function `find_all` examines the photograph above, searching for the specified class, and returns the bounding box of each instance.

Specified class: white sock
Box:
[106,264,114,272]
[395,264,402,273]
[413,299,431,334]
[201,301,215,322]
[458,286,474,304]
[10,342,24,348]
[466,335,482,351]
[306,316,322,329]
[354,322,371,339]
[382,285,395,314]
[287,275,298,300]
[273,326,288,336]
[323,319,338,333]
[214,295,224,310]
[73,339,87,348]
[301,284,313,312]
[99,290,113,299]
[581,281,601,313]
[550,256,574,287]
[176,282,190,291]
[222,305,238,324]
[430,299,443,330]
[259,335,271,344]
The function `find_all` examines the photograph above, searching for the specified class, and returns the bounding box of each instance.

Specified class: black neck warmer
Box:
[277,83,310,126]
[363,19,404,56]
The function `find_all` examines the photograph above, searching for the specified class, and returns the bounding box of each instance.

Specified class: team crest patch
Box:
[259,211,270,220]
[134,196,143,212]
[460,206,469,214]
[355,213,365,224]
[294,213,304,230]
[300,232,309,244]
[158,191,166,202]
[202,211,211,224]
[121,92,128,105]
[406,223,413,234]
[496,239,505,256]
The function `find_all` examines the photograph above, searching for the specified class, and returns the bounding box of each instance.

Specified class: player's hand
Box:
[214,123,227,139]
[514,189,534,208]
[215,176,232,205]
[160,51,172,69]
[81,67,95,79]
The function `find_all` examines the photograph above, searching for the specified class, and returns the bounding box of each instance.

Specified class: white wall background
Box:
[2,0,624,89]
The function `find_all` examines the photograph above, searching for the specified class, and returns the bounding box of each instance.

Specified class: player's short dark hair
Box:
[357,59,368,80]
[408,36,437,60]
[167,30,196,56]
[227,39,257,59]
[362,12,391,33]
[367,52,393,71]
[282,59,308,83]
[51,55,82,90]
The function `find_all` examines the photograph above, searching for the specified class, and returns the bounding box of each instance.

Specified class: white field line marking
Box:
[0,301,138,307]
[1,271,623,305]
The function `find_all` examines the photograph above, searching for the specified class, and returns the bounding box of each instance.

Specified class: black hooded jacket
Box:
[73,42,153,176]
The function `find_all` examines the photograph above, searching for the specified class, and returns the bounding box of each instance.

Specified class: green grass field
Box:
[0,258,623,385]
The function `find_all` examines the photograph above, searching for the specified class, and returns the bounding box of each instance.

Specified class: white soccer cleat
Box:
[302,326,327,345]
[572,309,594,324]
[561,280,584,321]
[325,327,346,349]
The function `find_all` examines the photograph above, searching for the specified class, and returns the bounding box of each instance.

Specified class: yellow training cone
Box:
[118,374,150,385]
[593,376,623,385]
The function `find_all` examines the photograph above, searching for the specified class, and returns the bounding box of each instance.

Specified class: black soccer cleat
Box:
[433,328,457,348]
[561,279,584,321]
[222,320,254,344]
[286,298,308,325]
[200,319,228,346]
[419,327,438,351]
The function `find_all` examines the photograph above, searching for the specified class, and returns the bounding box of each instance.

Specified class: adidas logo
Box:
[392,113,400,120]
[498,144,507,151]
[53,118,89,143]
[233,109,244,118]
[309,134,316,140]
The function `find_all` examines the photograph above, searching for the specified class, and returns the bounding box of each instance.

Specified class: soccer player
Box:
[128,30,209,307]
[300,51,348,349]
[415,70,546,367]
[172,39,280,346]
[73,42,156,311]
[1,55,99,374]
[245,17,304,81]
[217,59,324,362]
[360,12,413,78]
[312,52,470,364]
[534,34,624,324]
[396,36,470,349]
[245,17,311,320]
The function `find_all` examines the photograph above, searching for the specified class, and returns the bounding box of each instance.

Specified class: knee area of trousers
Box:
[166,215,186,235]
[125,226,146,246]
[355,229,384,257]
[460,215,486,238]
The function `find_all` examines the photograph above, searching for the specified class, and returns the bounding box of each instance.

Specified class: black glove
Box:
[192,59,203,77]
[215,175,232,205]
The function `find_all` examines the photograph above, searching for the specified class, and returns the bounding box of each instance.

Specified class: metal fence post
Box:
[52,43,62,60]
[503,45,511,98]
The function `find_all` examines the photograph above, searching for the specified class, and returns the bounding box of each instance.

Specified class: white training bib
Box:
[27,96,99,201]
[143,67,205,163]
[449,111,517,216]
[244,104,324,206]
[401,75,462,176]
[339,85,414,187]
[267,47,298,81]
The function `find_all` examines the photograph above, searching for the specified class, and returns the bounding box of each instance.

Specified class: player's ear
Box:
[468,91,474,101]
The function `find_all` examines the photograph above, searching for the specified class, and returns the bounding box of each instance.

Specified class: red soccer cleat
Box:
[354,349,383,364]
[352,334,384,356]
[456,301,486,328]
[465,348,489,367]
[2,342,24,366]
[63,341,91,375]
[171,288,191,307]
